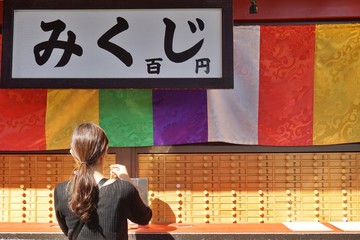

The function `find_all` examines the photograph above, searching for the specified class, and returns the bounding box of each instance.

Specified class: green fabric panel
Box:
[99,90,153,147]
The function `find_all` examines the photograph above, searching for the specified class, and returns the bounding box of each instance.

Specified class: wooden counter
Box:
[0,223,359,240]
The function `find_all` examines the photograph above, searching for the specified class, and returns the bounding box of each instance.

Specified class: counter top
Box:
[0,222,359,240]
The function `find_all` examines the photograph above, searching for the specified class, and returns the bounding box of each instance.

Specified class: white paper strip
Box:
[329,222,360,231]
[282,222,333,231]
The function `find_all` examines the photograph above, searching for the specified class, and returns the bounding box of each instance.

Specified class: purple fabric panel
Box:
[153,90,207,145]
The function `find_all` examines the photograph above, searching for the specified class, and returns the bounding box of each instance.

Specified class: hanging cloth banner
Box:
[1,24,360,150]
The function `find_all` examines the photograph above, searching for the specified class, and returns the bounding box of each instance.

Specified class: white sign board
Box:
[2,0,233,88]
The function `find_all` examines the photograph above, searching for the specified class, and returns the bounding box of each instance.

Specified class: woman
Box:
[54,122,152,240]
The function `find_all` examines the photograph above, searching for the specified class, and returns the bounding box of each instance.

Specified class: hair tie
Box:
[79,161,87,166]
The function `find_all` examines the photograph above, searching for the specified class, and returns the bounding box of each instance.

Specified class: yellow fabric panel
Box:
[313,23,360,145]
[45,90,99,150]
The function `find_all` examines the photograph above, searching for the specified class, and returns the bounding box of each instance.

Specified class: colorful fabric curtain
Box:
[1,23,360,150]
[208,26,260,145]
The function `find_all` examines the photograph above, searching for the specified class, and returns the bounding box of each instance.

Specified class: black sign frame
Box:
[1,0,233,89]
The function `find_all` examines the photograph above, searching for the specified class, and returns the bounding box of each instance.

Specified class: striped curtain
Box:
[1,23,360,150]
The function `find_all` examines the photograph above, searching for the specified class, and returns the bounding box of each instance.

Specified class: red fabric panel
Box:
[0,35,2,74]
[0,90,47,150]
[258,25,315,146]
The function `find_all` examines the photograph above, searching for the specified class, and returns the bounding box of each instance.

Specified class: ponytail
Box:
[67,123,109,223]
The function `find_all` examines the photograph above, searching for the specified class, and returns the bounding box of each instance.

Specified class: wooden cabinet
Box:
[139,153,360,224]
[0,154,115,223]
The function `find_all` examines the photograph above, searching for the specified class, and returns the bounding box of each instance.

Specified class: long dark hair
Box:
[68,122,109,223]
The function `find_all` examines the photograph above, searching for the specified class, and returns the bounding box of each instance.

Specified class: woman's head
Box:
[70,122,109,167]
[68,122,109,223]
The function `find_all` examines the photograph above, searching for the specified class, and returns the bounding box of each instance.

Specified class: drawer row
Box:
[139,169,358,176]
[150,216,360,223]
[138,153,360,162]
[146,182,360,190]
[140,173,360,182]
[148,196,359,204]
[149,208,360,216]
[138,161,360,169]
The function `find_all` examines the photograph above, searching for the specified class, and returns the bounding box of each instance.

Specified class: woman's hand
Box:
[110,164,131,181]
